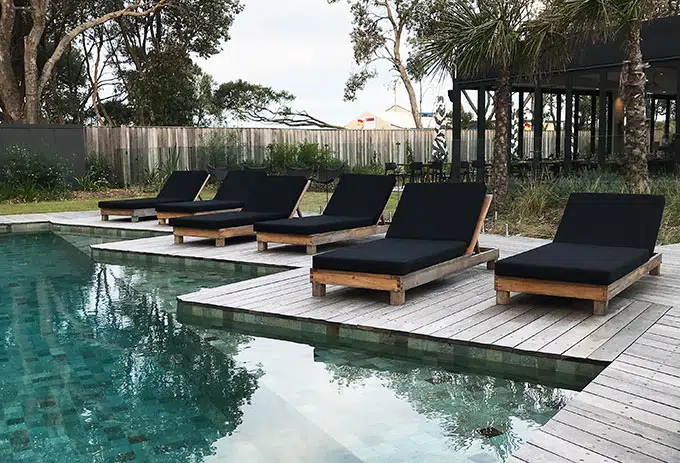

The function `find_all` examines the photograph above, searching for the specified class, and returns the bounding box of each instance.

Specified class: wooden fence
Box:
[85,126,628,185]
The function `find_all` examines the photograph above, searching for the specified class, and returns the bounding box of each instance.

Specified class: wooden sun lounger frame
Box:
[100,174,211,223]
[100,207,157,223]
[495,252,662,315]
[172,181,310,247]
[157,207,241,225]
[256,216,389,255]
[309,195,498,305]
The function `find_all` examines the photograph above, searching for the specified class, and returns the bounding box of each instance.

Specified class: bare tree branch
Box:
[38,0,168,97]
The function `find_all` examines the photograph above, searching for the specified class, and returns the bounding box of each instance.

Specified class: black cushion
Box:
[99,170,209,209]
[242,175,308,215]
[157,170,210,200]
[494,242,651,285]
[98,197,184,209]
[169,211,286,229]
[312,238,467,275]
[155,199,243,213]
[386,182,487,243]
[254,215,375,235]
[214,170,267,201]
[323,174,395,223]
[555,192,665,257]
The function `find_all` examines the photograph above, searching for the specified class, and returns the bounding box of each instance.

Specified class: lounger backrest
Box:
[242,175,308,215]
[554,192,665,256]
[386,182,487,242]
[323,174,396,222]
[157,170,210,200]
[215,170,267,201]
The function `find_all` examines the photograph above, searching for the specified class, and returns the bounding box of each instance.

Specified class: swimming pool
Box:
[0,232,580,462]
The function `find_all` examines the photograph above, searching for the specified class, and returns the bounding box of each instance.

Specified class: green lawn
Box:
[0,191,403,217]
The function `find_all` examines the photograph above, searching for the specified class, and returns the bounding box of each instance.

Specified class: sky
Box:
[195,0,452,127]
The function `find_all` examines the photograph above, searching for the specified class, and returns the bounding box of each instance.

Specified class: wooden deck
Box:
[2,209,680,462]
[91,229,673,364]
[508,306,680,463]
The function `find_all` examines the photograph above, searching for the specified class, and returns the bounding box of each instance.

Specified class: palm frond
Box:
[417,0,535,81]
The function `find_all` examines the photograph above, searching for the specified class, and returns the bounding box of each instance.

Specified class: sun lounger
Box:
[155,170,267,224]
[254,173,395,254]
[310,182,498,305]
[170,175,309,246]
[98,170,210,222]
[494,193,665,315]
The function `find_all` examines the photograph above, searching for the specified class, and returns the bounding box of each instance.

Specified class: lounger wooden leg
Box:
[131,216,139,223]
[257,241,268,252]
[101,214,109,221]
[312,282,326,297]
[174,235,184,244]
[593,300,608,315]
[306,245,317,255]
[650,263,661,276]
[215,238,226,247]
[496,290,510,305]
[390,290,406,305]
[487,259,496,270]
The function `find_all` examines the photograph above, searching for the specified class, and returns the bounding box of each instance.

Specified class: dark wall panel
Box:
[0,124,86,183]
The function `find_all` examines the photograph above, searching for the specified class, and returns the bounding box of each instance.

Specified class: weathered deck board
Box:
[3,209,680,463]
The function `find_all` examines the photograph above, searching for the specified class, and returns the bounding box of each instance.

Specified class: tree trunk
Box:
[492,69,510,204]
[396,62,423,129]
[0,0,24,121]
[0,1,167,124]
[620,21,649,193]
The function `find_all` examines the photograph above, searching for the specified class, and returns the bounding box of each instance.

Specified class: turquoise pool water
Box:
[0,233,579,462]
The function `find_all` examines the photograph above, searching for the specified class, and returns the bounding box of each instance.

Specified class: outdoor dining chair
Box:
[312,166,345,205]
[408,162,424,183]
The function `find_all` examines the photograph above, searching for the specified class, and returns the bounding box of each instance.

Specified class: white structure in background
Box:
[431,96,448,161]
[345,105,436,130]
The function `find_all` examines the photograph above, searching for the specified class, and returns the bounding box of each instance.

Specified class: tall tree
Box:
[125,45,200,126]
[103,0,242,125]
[0,0,167,123]
[418,0,535,204]
[329,0,435,129]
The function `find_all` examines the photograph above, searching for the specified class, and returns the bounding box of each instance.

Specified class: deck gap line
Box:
[543,416,665,463]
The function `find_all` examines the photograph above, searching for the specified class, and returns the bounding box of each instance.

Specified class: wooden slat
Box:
[563,301,652,359]
[542,415,664,463]
[551,409,676,462]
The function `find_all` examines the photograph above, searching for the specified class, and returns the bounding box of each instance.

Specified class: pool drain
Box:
[478,427,503,438]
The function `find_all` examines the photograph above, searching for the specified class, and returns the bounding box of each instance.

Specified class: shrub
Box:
[0,146,71,201]
[198,131,240,171]
[265,141,339,174]
[351,152,382,175]
[77,156,121,191]
[265,142,298,174]
[144,150,180,192]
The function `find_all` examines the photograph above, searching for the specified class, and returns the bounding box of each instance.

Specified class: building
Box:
[345,105,436,130]
[448,15,680,181]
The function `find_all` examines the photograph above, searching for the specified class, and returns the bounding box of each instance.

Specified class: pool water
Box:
[0,233,579,462]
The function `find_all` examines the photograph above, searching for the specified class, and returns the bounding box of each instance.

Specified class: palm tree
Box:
[417,0,535,204]
[526,0,664,193]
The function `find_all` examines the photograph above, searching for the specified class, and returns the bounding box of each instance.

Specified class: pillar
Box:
[598,71,607,167]
[476,86,486,182]
[533,80,543,168]
[564,76,573,173]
